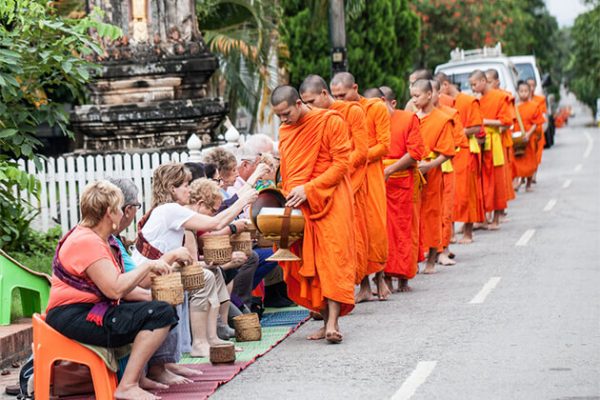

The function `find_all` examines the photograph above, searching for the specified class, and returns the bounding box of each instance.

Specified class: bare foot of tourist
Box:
[190,343,210,358]
[307,327,326,340]
[165,363,202,378]
[115,385,161,400]
[437,253,456,266]
[140,376,168,391]
[148,365,192,385]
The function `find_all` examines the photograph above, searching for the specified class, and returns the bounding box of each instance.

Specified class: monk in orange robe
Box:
[330,72,391,302]
[410,79,455,274]
[527,78,548,175]
[435,72,485,243]
[432,80,468,265]
[299,75,369,285]
[405,69,434,112]
[514,81,545,190]
[469,70,512,230]
[364,86,424,292]
[271,85,355,344]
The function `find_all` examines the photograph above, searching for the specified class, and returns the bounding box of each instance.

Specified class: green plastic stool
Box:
[0,249,51,325]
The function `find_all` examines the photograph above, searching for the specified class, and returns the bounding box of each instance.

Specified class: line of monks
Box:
[269,68,548,344]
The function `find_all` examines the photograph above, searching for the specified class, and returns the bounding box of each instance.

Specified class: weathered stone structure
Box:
[71,0,227,153]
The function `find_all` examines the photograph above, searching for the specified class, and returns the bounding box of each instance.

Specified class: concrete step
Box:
[0,319,31,399]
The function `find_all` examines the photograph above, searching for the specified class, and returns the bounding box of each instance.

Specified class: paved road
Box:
[213,102,600,399]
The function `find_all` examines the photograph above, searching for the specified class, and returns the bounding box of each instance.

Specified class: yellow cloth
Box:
[469,136,481,154]
[484,126,505,166]
[382,158,411,178]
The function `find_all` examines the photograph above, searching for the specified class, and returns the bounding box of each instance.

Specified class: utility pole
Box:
[329,0,347,78]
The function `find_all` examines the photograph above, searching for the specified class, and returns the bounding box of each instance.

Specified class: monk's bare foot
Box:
[310,311,324,320]
[325,330,343,344]
[307,327,326,340]
[437,253,456,266]
[376,275,391,301]
[165,363,202,378]
[148,367,192,385]
[190,343,210,358]
[115,385,160,400]
[140,376,169,391]
[399,279,412,292]
[355,287,374,303]
[423,264,436,274]
[486,222,500,231]
[525,185,533,192]
[450,236,457,244]
[458,236,474,244]
[473,222,486,231]
[384,276,395,293]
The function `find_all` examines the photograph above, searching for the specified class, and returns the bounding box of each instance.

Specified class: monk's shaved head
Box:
[485,69,499,80]
[409,68,433,86]
[435,72,452,84]
[363,87,385,99]
[430,80,441,91]
[271,85,300,107]
[330,72,356,88]
[299,74,329,95]
[412,79,433,93]
[469,69,486,80]
[379,86,396,101]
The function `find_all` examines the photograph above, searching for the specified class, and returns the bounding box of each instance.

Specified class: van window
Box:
[514,63,536,81]
[445,72,471,92]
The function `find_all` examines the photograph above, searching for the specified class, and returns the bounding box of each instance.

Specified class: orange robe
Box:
[532,95,548,166]
[452,93,485,223]
[503,93,517,202]
[418,108,456,251]
[514,100,545,178]
[384,110,424,279]
[439,93,454,108]
[438,105,467,248]
[330,100,369,284]
[358,96,390,274]
[278,109,355,315]
[479,89,512,212]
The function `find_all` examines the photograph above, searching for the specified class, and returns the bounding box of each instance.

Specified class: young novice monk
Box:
[513,81,545,191]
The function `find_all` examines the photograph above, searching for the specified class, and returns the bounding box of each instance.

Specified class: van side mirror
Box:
[541,73,552,88]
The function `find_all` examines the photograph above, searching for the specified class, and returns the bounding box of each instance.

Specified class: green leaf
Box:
[0,129,18,138]
[78,67,89,80]
[62,61,72,73]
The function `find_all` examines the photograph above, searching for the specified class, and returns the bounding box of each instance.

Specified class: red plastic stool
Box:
[32,313,117,400]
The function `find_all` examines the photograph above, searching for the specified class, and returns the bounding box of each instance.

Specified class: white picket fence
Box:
[16,151,190,239]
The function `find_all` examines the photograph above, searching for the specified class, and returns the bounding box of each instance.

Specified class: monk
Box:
[410,79,455,274]
[435,72,485,244]
[469,70,512,230]
[486,69,516,204]
[513,81,545,191]
[330,72,391,302]
[365,87,424,292]
[271,85,355,343]
[431,80,467,265]
[527,78,548,177]
[299,75,369,287]
[405,69,434,111]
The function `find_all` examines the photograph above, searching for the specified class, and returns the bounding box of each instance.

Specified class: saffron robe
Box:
[532,95,548,166]
[384,110,424,279]
[452,93,485,223]
[358,96,390,274]
[514,100,545,178]
[503,92,517,202]
[278,109,355,315]
[418,108,456,251]
[330,100,369,284]
[479,89,512,212]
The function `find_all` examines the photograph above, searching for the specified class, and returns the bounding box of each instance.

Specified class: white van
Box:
[509,55,544,96]
[434,44,519,96]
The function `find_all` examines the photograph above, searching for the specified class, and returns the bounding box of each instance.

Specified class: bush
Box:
[9,226,62,275]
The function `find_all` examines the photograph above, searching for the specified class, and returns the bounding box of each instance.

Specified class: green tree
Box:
[281,0,420,102]
[567,4,600,117]
[0,0,120,250]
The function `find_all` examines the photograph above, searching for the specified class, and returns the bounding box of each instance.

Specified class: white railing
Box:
[17,151,190,240]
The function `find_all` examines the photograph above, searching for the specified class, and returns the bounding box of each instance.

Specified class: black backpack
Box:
[18,354,34,399]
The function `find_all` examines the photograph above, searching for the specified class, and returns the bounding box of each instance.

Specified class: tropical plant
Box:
[0,0,121,249]
[196,0,280,132]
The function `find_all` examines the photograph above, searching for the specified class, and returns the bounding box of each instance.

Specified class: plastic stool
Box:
[32,313,117,400]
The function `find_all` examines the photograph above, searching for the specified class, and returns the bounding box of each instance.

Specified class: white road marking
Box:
[562,179,572,189]
[583,131,594,158]
[390,361,438,400]
[516,229,536,246]
[469,277,502,304]
[574,164,583,172]
[544,199,557,212]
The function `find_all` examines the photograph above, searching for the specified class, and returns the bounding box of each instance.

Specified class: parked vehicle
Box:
[509,55,544,96]
[434,43,519,96]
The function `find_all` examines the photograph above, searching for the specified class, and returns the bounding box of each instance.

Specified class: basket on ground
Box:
[209,343,236,364]
[233,313,262,342]
[151,273,184,305]
[202,235,232,265]
[180,263,205,291]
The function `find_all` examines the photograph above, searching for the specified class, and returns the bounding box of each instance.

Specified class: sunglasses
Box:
[122,202,142,211]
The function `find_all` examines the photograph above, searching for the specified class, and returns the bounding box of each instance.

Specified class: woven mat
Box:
[260,309,310,327]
